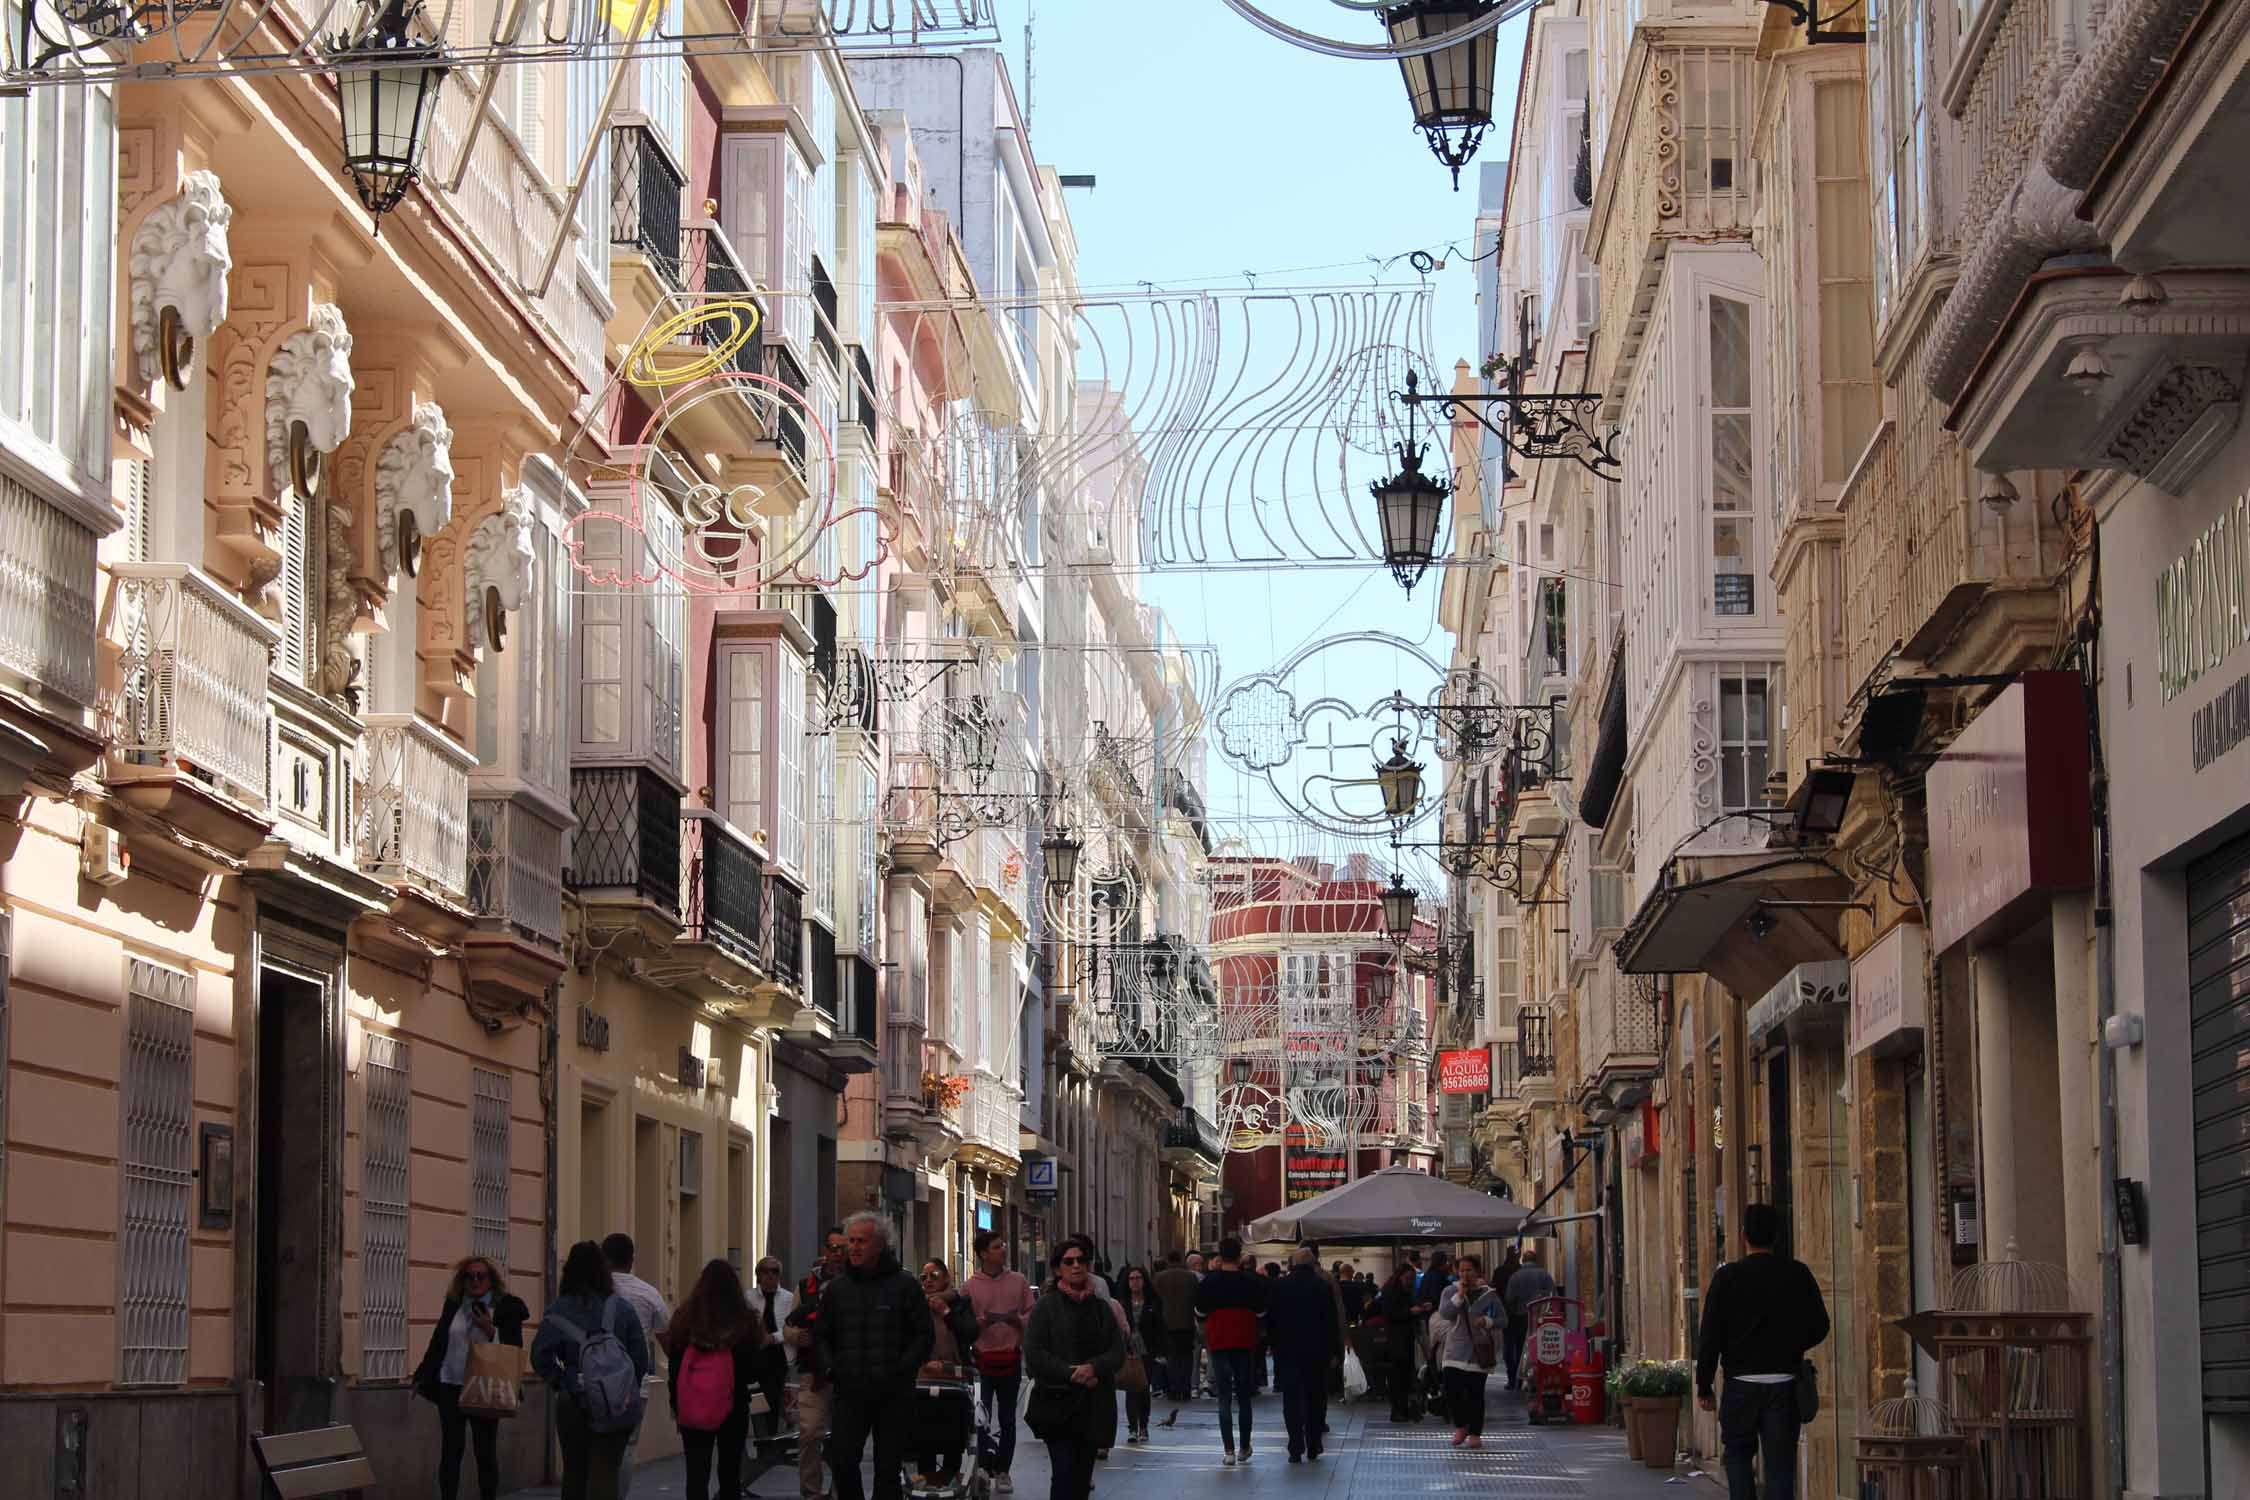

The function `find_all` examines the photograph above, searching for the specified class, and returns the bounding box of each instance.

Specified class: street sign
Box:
[1027,1158,1057,1192]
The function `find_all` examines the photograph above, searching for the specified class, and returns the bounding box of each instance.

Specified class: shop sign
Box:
[1851,922,1928,1057]
[1026,1157,1058,1204]
[1745,961,1850,1046]
[1285,1148,1347,1203]
[1927,673,2093,951]
[679,1047,707,1091]
[1437,1047,1491,1094]
[578,1004,611,1051]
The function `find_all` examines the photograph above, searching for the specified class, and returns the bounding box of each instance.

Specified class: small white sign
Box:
[1027,1158,1057,1191]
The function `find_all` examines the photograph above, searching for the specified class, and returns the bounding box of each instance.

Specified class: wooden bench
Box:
[252,1425,375,1500]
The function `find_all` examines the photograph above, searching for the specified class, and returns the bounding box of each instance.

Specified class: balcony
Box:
[107,564,279,859]
[606,121,685,356]
[826,954,881,1074]
[768,873,805,989]
[1162,1108,1223,1180]
[958,1072,1023,1173]
[1589,41,1756,407]
[355,714,476,953]
[884,1014,962,1156]
[0,471,101,789]
[567,764,683,946]
[1578,959,1662,1120]
[463,793,571,1012]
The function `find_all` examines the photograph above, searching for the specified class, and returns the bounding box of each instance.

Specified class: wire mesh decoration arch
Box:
[1216,0,1529,61]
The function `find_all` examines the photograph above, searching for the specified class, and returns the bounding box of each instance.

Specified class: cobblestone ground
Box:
[503,1383,1721,1500]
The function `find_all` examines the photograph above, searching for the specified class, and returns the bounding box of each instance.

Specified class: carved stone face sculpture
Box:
[465,484,538,652]
[375,405,455,579]
[267,302,355,499]
[130,171,234,390]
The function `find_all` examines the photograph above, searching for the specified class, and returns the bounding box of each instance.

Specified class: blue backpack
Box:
[546,1297,643,1433]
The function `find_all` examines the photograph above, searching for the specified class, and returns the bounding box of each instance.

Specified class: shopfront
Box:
[2097,425,2250,1494]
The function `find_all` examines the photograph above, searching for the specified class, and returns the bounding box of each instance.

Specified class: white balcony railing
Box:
[359,714,475,900]
[964,1072,1021,1161]
[466,795,568,947]
[109,564,278,808]
[0,471,97,711]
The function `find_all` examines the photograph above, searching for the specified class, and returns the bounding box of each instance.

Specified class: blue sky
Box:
[980,1,1529,865]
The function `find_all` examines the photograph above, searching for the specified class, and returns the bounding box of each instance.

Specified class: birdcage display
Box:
[1895,1308,2092,1500]
[1855,1377,1981,1500]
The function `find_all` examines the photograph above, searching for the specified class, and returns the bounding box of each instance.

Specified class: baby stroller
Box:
[906,1364,993,1500]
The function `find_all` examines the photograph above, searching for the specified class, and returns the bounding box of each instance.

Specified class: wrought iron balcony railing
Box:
[1162,1107,1222,1162]
[609,122,684,289]
[110,564,279,809]
[681,223,766,381]
[567,765,683,914]
[467,795,567,947]
[682,810,765,969]
[358,714,473,901]
[768,873,804,989]
[1518,1006,1555,1077]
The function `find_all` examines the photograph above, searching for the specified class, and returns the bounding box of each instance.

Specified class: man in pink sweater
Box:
[965,1229,1036,1494]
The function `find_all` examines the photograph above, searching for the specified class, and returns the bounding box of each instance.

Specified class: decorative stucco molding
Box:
[374,404,455,581]
[2042,0,2210,191]
[463,484,535,652]
[322,502,363,709]
[1924,162,2102,406]
[266,302,354,498]
[128,170,232,387]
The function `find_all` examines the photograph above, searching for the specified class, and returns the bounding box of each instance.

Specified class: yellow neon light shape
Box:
[622,300,765,389]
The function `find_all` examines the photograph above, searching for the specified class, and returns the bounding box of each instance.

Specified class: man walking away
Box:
[1269,1249,1343,1462]
[817,1215,933,1500]
[1502,1247,1556,1391]
[1377,1261,1423,1422]
[965,1228,1034,1495]
[1151,1250,1199,1408]
[747,1257,796,1453]
[1193,1237,1269,1467]
[603,1235,670,1498]
[788,1228,848,1500]
[1697,1204,1830,1500]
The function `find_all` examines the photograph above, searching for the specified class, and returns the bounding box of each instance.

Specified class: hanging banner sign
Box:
[1286,1148,1348,1203]
[1437,1048,1491,1094]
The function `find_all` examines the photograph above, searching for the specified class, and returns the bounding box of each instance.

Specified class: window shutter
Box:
[119,457,153,562]
[360,1034,410,1381]
[573,500,627,752]
[469,1067,511,1266]
[639,500,684,778]
[280,495,312,685]
[121,957,194,1386]
[776,645,806,873]
[718,642,765,837]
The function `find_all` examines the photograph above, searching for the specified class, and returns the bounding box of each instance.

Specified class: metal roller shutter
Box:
[2188,832,2250,1410]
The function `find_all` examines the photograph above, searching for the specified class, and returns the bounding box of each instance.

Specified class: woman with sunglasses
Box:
[1022,1239,1123,1500]
[413,1255,530,1500]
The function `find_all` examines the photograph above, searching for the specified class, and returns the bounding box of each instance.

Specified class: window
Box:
[1815,82,1880,485]
[572,494,683,777]
[361,1034,410,1382]
[809,703,837,926]
[121,958,194,1386]
[567,0,611,270]
[1681,51,1744,196]
[1718,668,1775,809]
[721,132,813,351]
[716,636,810,873]
[777,646,807,872]
[720,645,765,837]
[1709,296,1756,617]
[1867,0,1927,319]
[476,505,571,793]
[470,1067,511,1266]
[0,53,115,486]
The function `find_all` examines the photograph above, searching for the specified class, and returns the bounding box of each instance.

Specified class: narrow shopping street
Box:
[500,1387,1712,1500]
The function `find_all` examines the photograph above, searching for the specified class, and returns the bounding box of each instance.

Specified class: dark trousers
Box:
[978,1369,1021,1474]
[1209,1348,1256,1452]
[1502,1320,1528,1389]
[1276,1357,1328,1458]
[1045,1436,1098,1500]
[683,1411,750,1500]
[1720,1380,1802,1500]
[1125,1380,1152,1435]
[1442,1367,1488,1435]
[554,1400,633,1500]
[1162,1329,1195,1400]
[1388,1344,1421,1422]
[754,1347,790,1444]
[827,1386,906,1500]
[431,1383,500,1500]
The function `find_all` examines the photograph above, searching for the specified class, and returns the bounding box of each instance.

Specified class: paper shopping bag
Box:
[460,1341,527,1418]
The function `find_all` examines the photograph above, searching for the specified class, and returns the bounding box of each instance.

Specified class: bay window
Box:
[1708,294,1756,618]
[714,626,809,877]
[572,491,685,780]
[721,127,813,353]
[1717,666,1777,810]
[1867,0,1928,320]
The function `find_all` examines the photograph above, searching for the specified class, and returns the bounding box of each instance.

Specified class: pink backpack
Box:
[675,1344,735,1431]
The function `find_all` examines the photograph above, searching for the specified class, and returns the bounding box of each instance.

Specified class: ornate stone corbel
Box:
[128,171,233,392]
[375,404,455,583]
[266,303,355,507]
[463,483,535,654]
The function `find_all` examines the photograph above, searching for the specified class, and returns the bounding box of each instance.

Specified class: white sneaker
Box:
[1222,1450,1238,1468]
[993,1476,1013,1495]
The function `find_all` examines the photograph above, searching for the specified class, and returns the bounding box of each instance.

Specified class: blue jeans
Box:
[1209,1348,1256,1452]
[1719,1380,1801,1500]
[979,1370,1021,1475]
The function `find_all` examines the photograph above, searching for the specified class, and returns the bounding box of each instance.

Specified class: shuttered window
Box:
[361,1033,410,1381]
[2189,834,2250,1411]
[470,1067,511,1267]
[121,958,194,1386]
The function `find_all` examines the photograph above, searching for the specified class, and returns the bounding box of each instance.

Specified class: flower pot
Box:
[1622,1402,1644,1460]
[1629,1395,1681,1469]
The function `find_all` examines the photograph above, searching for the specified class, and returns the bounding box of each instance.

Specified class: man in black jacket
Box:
[1377,1260,1423,1422]
[1696,1204,1831,1500]
[819,1213,935,1500]
[1268,1249,1344,1461]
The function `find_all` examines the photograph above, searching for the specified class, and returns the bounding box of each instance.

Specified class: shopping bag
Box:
[1116,1355,1149,1393]
[1341,1348,1369,1400]
[460,1342,526,1418]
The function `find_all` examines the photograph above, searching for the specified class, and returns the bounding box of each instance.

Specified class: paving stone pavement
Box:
[502,1383,1722,1500]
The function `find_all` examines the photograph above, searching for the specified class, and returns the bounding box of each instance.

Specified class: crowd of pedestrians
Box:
[407,1202,1828,1500]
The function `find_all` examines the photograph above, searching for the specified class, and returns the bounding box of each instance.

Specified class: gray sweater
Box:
[1436,1284,1501,1370]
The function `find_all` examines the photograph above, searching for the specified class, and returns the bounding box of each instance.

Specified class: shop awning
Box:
[1613,850,1853,1001]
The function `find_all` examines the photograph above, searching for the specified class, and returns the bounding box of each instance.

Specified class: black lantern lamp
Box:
[1371,386,1450,592]
[1382,0,1503,188]
[1042,827,1082,892]
[333,0,450,227]
[1369,964,1396,1004]
[1380,872,1418,945]
[953,696,1001,787]
[1375,735,1425,822]
[1231,1056,1252,1086]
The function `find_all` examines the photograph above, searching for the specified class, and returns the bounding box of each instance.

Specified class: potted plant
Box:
[1607,1369,1639,1459]
[1616,1359,1692,1469]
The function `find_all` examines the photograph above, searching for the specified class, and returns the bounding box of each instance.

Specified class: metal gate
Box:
[2187,832,2250,1410]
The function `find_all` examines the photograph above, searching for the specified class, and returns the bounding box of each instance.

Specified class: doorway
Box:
[255,962,337,1434]
[580,1093,610,1242]
[1767,1049,1794,1256]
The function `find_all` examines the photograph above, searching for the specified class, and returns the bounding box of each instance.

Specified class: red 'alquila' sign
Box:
[1437,1047,1491,1094]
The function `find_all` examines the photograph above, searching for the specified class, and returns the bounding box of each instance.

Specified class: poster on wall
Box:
[1285,1148,1348,1203]
[1437,1047,1491,1094]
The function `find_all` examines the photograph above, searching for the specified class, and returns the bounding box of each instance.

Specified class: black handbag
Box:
[1025,1381,1084,1440]
[1794,1359,1820,1422]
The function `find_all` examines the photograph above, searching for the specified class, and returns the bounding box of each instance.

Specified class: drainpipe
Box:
[2079,611,2125,1500]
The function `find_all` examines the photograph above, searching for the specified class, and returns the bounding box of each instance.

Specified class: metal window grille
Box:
[470,1068,511,1267]
[361,1034,411,1381]
[121,958,194,1386]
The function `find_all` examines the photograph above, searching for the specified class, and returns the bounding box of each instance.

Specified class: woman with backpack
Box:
[412,1255,529,1500]
[532,1240,653,1500]
[664,1259,767,1500]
